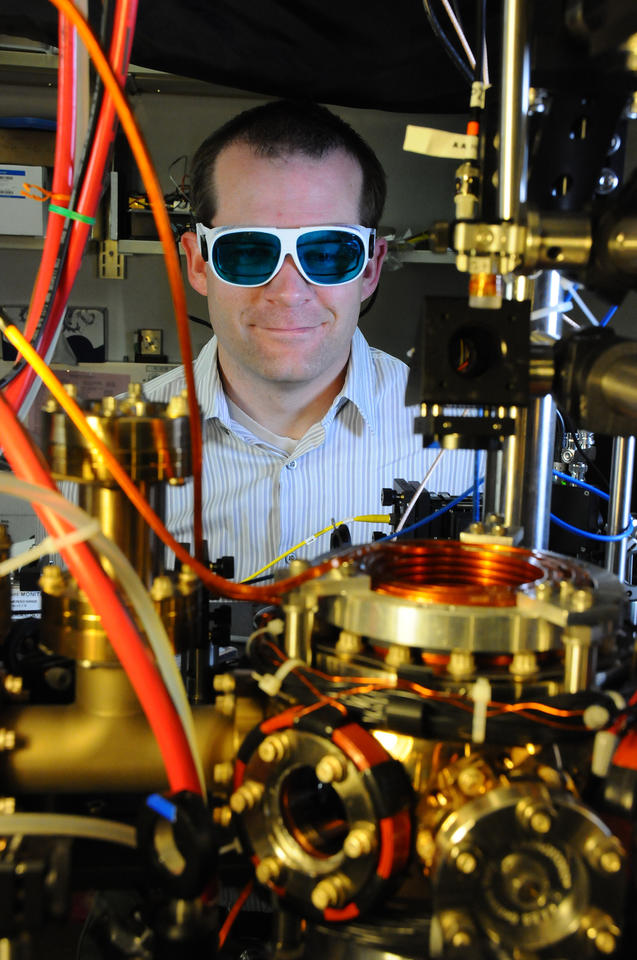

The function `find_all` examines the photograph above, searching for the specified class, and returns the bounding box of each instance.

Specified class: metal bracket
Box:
[98,239,126,280]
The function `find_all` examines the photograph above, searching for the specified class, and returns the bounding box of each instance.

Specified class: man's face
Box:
[182,142,386,394]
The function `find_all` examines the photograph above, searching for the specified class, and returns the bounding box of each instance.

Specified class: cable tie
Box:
[253,658,306,697]
[21,183,71,203]
[0,518,101,577]
[146,793,177,823]
[48,202,96,225]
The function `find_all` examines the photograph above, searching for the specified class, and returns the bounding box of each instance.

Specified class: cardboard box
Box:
[0,164,48,236]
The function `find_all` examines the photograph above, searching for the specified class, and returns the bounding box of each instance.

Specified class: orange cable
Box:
[218,879,254,950]
[45,0,203,561]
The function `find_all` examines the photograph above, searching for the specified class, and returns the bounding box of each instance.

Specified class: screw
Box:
[594,931,617,954]
[599,850,622,874]
[572,588,594,611]
[39,564,66,596]
[258,734,290,764]
[315,754,347,784]
[310,874,351,911]
[150,575,174,602]
[455,850,478,875]
[343,825,375,859]
[529,810,552,835]
[256,856,282,884]
[229,781,264,814]
[212,762,234,785]
[451,930,472,948]
[213,806,233,828]
[213,674,236,693]
[215,693,236,716]
[457,767,487,797]
[3,676,22,696]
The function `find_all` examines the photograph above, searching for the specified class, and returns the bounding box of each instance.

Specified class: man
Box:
[144,100,473,581]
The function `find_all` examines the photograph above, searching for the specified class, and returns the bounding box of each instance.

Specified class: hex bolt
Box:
[457,766,487,797]
[529,810,552,835]
[3,675,22,696]
[212,806,233,828]
[166,392,188,418]
[416,829,436,867]
[213,674,236,693]
[212,762,234,785]
[229,780,264,814]
[599,850,622,874]
[258,734,290,764]
[215,693,236,717]
[451,931,472,948]
[594,930,617,955]
[39,564,66,597]
[535,580,553,600]
[343,824,375,859]
[335,630,363,657]
[310,873,352,911]
[177,565,198,596]
[150,575,174,602]
[517,799,554,835]
[315,754,347,784]
[447,649,476,679]
[0,730,15,751]
[455,850,478,875]
[572,587,594,611]
[509,651,538,678]
[385,644,411,668]
[256,856,282,885]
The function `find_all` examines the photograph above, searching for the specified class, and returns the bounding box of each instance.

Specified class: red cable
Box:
[5,0,138,414]
[23,14,77,345]
[0,392,202,796]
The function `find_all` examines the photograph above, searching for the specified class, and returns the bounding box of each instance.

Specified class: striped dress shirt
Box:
[143,329,476,582]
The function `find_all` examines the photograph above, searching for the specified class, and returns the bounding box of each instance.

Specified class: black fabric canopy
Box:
[1,0,490,113]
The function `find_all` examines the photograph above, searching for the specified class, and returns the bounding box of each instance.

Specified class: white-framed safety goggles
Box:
[196,223,376,287]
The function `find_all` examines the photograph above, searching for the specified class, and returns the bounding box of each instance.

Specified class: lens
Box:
[297,230,365,284]
[212,231,280,285]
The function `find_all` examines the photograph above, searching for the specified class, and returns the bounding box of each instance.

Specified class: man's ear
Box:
[181,230,208,296]
[360,234,387,302]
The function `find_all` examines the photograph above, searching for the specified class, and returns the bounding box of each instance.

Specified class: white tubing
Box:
[0,475,206,795]
[0,813,136,847]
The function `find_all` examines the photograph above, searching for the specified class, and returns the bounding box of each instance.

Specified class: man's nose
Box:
[265,255,312,302]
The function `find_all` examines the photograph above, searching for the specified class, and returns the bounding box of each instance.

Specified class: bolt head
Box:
[455,851,478,875]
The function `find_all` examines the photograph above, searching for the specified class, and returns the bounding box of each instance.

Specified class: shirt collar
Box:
[324,327,377,433]
[193,327,377,433]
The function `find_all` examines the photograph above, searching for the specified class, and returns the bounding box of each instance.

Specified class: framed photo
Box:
[1,304,108,362]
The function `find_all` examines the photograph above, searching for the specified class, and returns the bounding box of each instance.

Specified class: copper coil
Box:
[361,540,591,607]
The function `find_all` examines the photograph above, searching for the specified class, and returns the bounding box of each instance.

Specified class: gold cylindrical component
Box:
[42,393,191,587]
[315,754,347,784]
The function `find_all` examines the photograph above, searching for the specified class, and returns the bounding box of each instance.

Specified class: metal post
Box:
[605,436,635,579]
[521,271,563,549]
[498,0,530,221]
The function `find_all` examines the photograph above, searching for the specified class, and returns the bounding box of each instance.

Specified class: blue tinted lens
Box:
[297,230,365,283]
[212,232,280,285]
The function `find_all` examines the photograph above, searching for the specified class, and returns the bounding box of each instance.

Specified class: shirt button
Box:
[287,460,297,469]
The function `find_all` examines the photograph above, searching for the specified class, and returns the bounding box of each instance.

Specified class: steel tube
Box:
[521,271,563,549]
[498,0,530,221]
[605,435,635,578]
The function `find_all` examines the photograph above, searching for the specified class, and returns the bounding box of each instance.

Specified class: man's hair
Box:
[190,100,387,228]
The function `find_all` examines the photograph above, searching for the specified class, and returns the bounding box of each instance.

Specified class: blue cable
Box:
[550,513,634,542]
[381,481,483,542]
[473,451,481,523]
[600,305,618,328]
[552,469,609,501]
